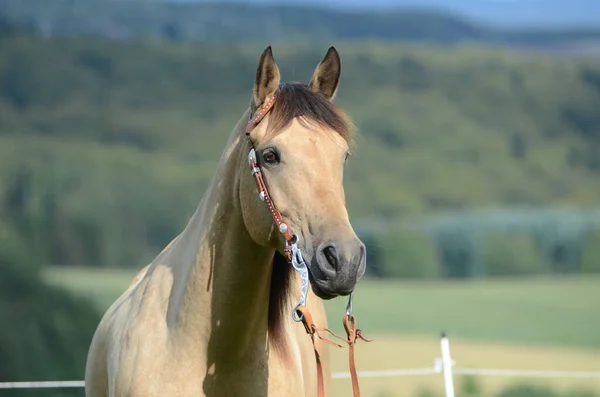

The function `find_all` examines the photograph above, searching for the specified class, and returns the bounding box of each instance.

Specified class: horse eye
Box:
[262,149,280,165]
[344,152,351,162]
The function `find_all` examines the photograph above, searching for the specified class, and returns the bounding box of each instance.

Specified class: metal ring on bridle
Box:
[346,292,354,317]
[292,303,304,322]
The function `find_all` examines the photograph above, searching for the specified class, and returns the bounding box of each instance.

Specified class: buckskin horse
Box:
[85,45,369,397]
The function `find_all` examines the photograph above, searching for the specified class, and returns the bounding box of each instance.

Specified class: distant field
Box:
[325,275,600,350]
[329,335,600,397]
[43,266,600,396]
[43,266,600,350]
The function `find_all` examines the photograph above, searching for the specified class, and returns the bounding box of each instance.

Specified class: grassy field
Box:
[44,266,600,349]
[43,266,600,396]
[329,335,600,397]
[326,276,600,350]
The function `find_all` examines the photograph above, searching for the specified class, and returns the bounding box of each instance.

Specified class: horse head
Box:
[240,46,366,300]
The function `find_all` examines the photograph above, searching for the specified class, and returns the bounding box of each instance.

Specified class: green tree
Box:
[0,227,101,396]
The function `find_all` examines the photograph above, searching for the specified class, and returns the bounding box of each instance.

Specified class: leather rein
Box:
[245,91,371,397]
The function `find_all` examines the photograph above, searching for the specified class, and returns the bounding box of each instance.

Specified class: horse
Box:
[84,45,367,397]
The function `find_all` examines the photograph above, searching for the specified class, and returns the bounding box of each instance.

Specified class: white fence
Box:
[2,333,599,396]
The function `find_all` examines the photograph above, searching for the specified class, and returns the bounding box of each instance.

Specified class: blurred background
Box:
[1,0,599,396]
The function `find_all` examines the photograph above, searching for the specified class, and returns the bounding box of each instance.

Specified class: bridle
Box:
[245,90,371,397]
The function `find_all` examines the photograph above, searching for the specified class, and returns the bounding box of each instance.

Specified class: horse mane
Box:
[265,82,355,145]
[268,250,295,353]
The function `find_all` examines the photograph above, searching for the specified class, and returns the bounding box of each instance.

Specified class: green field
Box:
[43,266,600,350]
[326,275,600,349]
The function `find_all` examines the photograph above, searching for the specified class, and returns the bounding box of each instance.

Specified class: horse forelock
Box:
[264,82,355,147]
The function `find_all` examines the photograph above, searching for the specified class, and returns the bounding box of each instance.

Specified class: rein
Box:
[245,92,371,397]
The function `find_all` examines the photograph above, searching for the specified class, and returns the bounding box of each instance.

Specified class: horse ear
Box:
[308,46,341,100]
[252,45,281,111]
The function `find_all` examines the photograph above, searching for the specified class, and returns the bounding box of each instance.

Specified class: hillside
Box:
[2,0,600,50]
[1,33,600,267]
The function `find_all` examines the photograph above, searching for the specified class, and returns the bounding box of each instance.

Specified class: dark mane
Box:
[268,250,294,354]
[266,82,355,144]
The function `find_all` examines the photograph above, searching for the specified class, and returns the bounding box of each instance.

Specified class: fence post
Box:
[440,331,455,397]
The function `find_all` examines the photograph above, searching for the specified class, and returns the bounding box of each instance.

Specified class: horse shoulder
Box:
[86,263,177,396]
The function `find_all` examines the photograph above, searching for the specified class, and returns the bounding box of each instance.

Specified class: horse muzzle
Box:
[307,238,366,300]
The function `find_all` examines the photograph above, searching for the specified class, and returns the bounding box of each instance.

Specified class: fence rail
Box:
[0,381,85,389]
[2,333,599,395]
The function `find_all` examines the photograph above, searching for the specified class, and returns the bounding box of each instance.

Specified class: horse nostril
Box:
[323,245,338,271]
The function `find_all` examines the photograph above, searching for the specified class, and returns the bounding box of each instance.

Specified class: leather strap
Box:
[343,314,372,397]
[246,93,277,134]
[246,92,296,248]
[296,305,326,397]
[296,305,372,397]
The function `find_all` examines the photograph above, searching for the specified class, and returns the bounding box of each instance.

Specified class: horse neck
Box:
[163,110,277,361]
